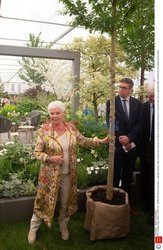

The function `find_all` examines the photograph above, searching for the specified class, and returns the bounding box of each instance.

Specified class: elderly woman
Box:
[28,101,109,244]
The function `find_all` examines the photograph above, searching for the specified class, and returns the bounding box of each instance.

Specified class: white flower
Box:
[19,158,25,163]
[12,132,19,136]
[87,171,92,175]
[91,150,95,154]
[95,171,98,174]
[90,167,94,171]
[95,167,100,170]
[5,141,14,145]
[77,158,81,162]
[0,149,7,155]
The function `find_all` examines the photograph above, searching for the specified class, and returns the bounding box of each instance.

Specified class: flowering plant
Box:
[0,173,36,198]
[7,110,21,123]
[77,159,108,189]
[0,136,37,181]
[0,136,40,197]
[0,137,35,170]
[86,160,108,186]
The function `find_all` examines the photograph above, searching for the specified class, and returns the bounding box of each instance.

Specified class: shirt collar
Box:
[120,96,130,101]
[150,102,154,108]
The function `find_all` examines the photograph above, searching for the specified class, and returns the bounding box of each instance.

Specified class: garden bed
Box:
[0,171,141,224]
[0,189,88,224]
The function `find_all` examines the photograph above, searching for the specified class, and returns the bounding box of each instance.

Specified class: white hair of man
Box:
[147,84,155,94]
[48,101,65,114]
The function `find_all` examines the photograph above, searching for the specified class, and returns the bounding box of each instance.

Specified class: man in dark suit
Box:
[140,86,154,224]
[106,78,142,213]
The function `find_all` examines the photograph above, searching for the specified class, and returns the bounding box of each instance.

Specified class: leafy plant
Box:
[0,173,36,198]
[16,98,42,116]
[86,160,108,187]
[0,137,35,177]
[77,160,108,189]
[0,105,21,123]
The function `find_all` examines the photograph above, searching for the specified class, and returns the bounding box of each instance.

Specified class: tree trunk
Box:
[92,93,98,121]
[140,67,145,86]
[107,0,116,200]
[139,54,145,101]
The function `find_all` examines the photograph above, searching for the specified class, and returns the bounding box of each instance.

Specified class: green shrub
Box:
[16,98,42,116]
[19,161,40,186]
[77,163,89,189]
[0,105,21,123]
[0,173,36,198]
[0,104,17,117]
[0,158,12,181]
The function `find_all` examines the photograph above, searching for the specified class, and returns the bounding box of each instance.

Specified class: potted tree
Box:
[59,0,135,240]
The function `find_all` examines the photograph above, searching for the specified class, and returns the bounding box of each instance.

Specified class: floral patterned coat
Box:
[33,122,97,228]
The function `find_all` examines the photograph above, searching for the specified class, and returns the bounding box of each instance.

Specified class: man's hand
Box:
[48,155,64,165]
[124,143,132,152]
[119,135,129,145]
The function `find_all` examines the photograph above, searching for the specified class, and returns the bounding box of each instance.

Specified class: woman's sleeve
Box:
[76,129,98,147]
[33,129,49,162]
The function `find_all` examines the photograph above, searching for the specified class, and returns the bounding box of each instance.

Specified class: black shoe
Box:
[147,215,154,225]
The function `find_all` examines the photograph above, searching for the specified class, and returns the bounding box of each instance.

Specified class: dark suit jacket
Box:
[106,95,143,148]
[141,101,154,149]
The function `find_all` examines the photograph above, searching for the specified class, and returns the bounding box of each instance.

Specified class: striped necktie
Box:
[122,99,128,119]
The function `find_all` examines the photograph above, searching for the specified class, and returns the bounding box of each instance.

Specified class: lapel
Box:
[147,101,151,121]
[128,96,133,125]
[146,102,151,135]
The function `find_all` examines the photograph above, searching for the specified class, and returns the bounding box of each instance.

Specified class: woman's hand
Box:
[93,136,100,146]
[99,135,110,144]
[47,155,64,165]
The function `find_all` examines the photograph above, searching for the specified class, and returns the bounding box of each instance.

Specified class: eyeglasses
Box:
[119,86,130,90]
[50,112,61,115]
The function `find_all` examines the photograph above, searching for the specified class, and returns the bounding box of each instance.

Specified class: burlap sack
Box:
[84,186,130,241]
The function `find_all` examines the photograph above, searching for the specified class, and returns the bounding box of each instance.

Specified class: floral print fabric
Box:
[33,122,97,228]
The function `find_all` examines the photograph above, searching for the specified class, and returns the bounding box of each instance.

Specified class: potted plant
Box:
[83,90,130,240]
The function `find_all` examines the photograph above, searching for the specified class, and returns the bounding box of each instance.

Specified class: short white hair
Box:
[147,84,155,94]
[48,101,65,113]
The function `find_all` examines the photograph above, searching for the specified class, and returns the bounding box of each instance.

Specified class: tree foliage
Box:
[117,0,154,85]
[18,33,72,99]
[66,36,136,119]
[59,0,136,33]
[18,33,48,86]
[60,0,154,85]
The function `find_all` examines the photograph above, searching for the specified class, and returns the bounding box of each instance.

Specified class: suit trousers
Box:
[30,174,71,232]
[113,145,137,201]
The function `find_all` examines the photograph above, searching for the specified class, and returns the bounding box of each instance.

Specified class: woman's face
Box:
[49,107,64,124]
